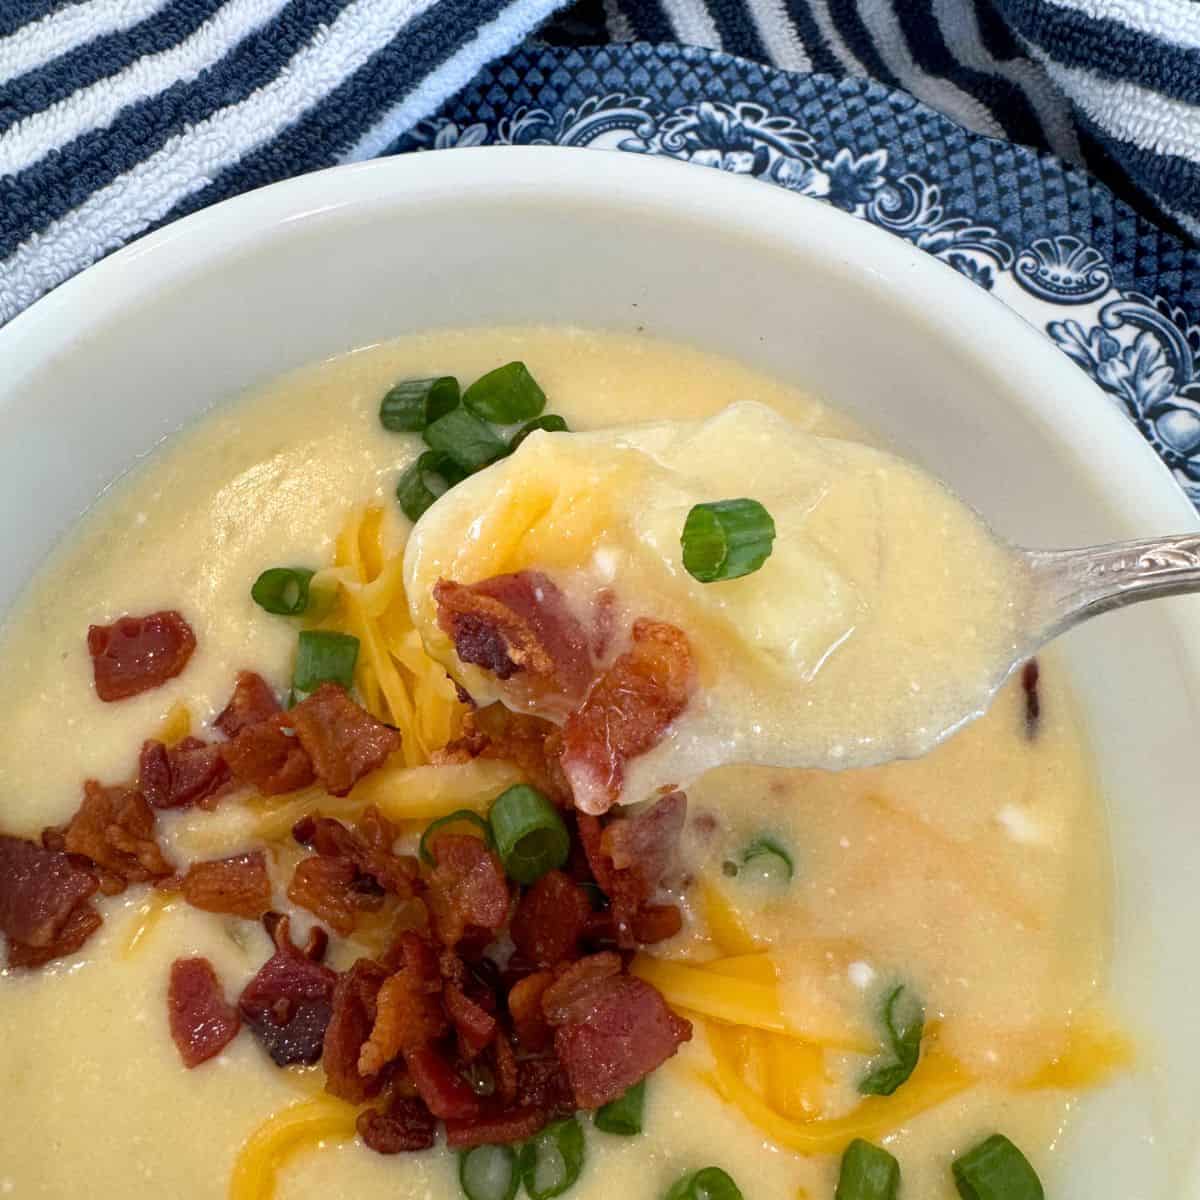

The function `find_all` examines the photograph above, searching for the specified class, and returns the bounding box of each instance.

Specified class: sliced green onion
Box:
[463,361,547,424]
[459,1144,519,1200]
[488,785,570,885]
[740,836,794,883]
[380,376,460,432]
[593,1080,645,1136]
[251,567,315,616]
[293,630,359,699]
[859,984,924,1096]
[518,1117,586,1200]
[396,450,469,521]
[509,413,568,453]
[419,809,494,865]
[836,1139,900,1200]
[681,498,776,583]
[952,1135,1044,1200]
[663,1167,744,1200]
[424,408,509,473]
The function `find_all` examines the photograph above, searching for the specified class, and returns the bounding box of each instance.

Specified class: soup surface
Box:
[0,329,1113,1200]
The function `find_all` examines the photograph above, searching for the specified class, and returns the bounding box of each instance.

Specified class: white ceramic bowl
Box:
[1,147,1197,1197]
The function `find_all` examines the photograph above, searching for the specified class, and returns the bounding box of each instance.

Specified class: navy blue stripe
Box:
[617,0,675,41]
[0,0,225,135]
[0,0,62,39]
[703,0,767,60]
[971,0,1024,63]
[996,0,1200,107]
[0,0,347,260]
[826,0,902,90]
[158,0,514,228]
[895,0,1048,150]
[783,0,842,76]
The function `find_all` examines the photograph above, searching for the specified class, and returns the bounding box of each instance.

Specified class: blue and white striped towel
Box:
[1,0,1197,326]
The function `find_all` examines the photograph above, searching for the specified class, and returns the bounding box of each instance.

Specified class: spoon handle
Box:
[1026,533,1200,642]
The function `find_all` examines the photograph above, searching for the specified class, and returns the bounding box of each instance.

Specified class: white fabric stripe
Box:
[857,0,1006,138]
[744,0,812,72]
[1042,58,1200,166]
[341,0,566,162]
[660,0,723,50]
[0,0,437,322]
[602,0,635,42]
[807,0,870,76]
[0,0,292,177]
[1044,0,1200,54]
[931,0,1080,161]
[0,0,171,86]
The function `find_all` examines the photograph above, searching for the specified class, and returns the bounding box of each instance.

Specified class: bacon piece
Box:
[87,610,196,702]
[7,900,102,968]
[181,851,272,919]
[0,833,99,951]
[168,956,241,1068]
[560,619,692,814]
[139,737,231,811]
[63,780,172,890]
[437,705,571,804]
[516,1056,575,1118]
[629,903,683,945]
[445,983,497,1059]
[510,870,591,967]
[215,671,281,737]
[494,1034,519,1106]
[445,1106,548,1149]
[357,1097,438,1154]
[324,958,390,1102]
[434,572,592,700]
[1022,658,1041,738]
[299,810,417,897]
[358,933,447,1078]
[287,684,402,798]
[405,1044,481,1121]
[543,954,692,1109]
[508,970,555,1052]
[287,856,363,937]
[238,914,337,1067]
[424,835,509,949]
[221,713,315,796]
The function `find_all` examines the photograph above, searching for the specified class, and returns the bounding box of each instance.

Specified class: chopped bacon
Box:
[358,933,447,1078]
[445,983,497,1059]
[424,835,509,948]
[493,1034,519,1106]
[508,970,555,1052]
[63,780,172,891]
[434,572,592,701]
[168,957,241,1068]
[139,737,230,810]
[544,954,692,1108]
[445,1106,547,1149]
[357,1097,438,1154]
[287,684,402,798]
[181,851,272,919]
[221,713,315,796]
[405,1044,481,1121]
[1022,658,1041,738]
[324,958,390,1102]
[510,871,591,967]
[515,1056,575,1118]
[238,914,337,1067]
[287,856,363,937]
[629,903,683,944]
[560,619,692,814]
[7,900,102,968]
[87,610,196,702]
[215,671,281,737]
[298,810,417,898]
[0,833,99,954]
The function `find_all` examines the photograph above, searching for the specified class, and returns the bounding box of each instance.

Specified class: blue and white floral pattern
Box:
[404,46,1200,506]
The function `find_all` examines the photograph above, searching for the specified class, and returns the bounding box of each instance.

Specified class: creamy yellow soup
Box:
[0,329,1113,1200]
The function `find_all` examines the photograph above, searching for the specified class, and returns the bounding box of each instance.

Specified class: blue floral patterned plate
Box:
[391,43,1200,508]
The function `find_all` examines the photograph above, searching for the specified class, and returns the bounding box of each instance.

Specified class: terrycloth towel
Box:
[552,0,1200,241]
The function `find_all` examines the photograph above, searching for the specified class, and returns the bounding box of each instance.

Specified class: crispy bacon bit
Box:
[7,900,102,968]
[63,780,172,891]
[324,958,390,1102]
[445,983,498,1059]
[438,705,571,804]
[221,713,315,796]
[405,1044,481,1121]
[181,851,272,919]
[493,1034,519,1105]
[560,619,693,814]
[629,903,683,944]
[434,572,592,700]
[215,671,281,737]
[139,737,230,810]
[510,871,591,967]
[445,1106,548,1149]
[359,933,447,1078]
[357,1097,438,1154]
[544,954,692,1109]
[238,914,337,1067]
[0,833,99,953]
[287,856,363,937]
[424,835,509,948]
[168,957,241,1068]
[515,1056,575,1117]
[287,684,402,798]
[508,971,555,1052]
[1022,658,1041,738]
[87,610,196,702]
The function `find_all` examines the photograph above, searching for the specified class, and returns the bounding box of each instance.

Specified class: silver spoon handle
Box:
[1025,533,1200,643]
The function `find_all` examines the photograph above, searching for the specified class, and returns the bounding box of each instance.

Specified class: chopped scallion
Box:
[859,983,924,1096]
[518,1117,586,1200]
[740,836,794,883]
[663,1167,744,1200]
[952,1134,1044,1200]
[463,361,547,424]
[593,1080,645,1136]
[419,809,494,866]
[489,785,570,885]
[836,1139,900,1200]
[459,1144,519,1200]
[423,408,509,473]
[251,567,315,616]
[680,498,776,583]
[380,376,460,432]
[292,630,359,699]
[509,413,568,453]
[396,450,469,521]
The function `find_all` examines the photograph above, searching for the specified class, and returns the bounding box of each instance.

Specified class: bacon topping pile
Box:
[139,737,230,810]
[168,956,241,1068]
[62,781,173,893]
[87,610,196,701]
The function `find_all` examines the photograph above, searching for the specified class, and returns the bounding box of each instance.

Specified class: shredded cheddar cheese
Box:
[156,701,192,747]
[121,893,174,959]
